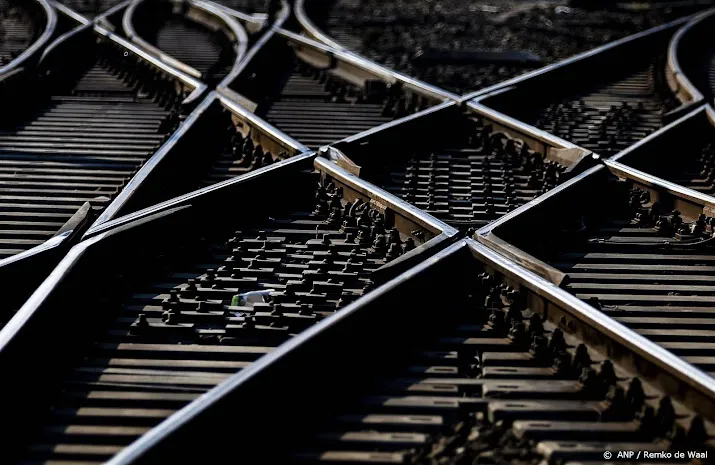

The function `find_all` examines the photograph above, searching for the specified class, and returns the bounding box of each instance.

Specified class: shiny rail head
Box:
[122,0,199,75]
[467,21,686,160]
[293,0,344,52]
[467,99,593,166]
[99,237,715,464]
[85,150,456,250]
[328,99,592,171]
[476,161,715,280]
[0,0,58,77]
[35,18,205,107]
[215,9,279,91]
[49,0,92,25]
[473,163,715,397]
[277,27,459,102]
[222,29,450,152]
[204,0,269,31]
[93,20,207,106]
[101,241,476,465]
[86,91,311,230]
[318,99,596,231]
[216,87,310,154]
[92,0,135,25]
[123,0,241,81]
[608,105,715,201]
[0,153,461,461]
[461,13,699,103]
[290,0,460,102]
[0,202,95,328]
[184,0,249,74]
[227,25,454,107]
[666,8,715,107]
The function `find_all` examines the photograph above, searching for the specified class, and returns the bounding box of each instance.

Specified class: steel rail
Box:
[320,99,594,180]
[475,153,715,281]
[50,0,92,24]
[473,163,604,285]
[0,0,58,76]
[92,0,134,23]
[88,92,218,228]
[294,0,344,51]
[101,239,471,465]
[665,9,713,107]
[84,90,311,233]
[83,152,316,238]
[276,28,458,103]
[460,14,697,103]
[216,92,310,152]
[609,104,708,164]
[94,20,207,105]
[123,0,249,82]
[123,0,203,78]
[604,158,715,209]
[215,0,291,93]
[467,97,594,169]
[468,238,715,421]
[0,3,206,311]
[0,151,460,461]
[188,0,249,74]
[606,104,715,203]
[205,0,273,29]
[98,234,715,464]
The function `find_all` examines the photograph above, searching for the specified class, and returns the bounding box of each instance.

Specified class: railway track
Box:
[0,32,188,262]
[87,91,309,221]
[326,101,593,230]
[609,105,715,196]
[668,9,715,105]
[296,0,708,95]
[479,161,715,380]
[57,0,126,18]
[0,9,206,320]
[80,240,715,465]
[0,155,457,464]
[470,21,688,159]
[225,29,452,149]
[286,251,714,465]
[126,0,245,85]
[2,2,715,465]
[0,0,43,67]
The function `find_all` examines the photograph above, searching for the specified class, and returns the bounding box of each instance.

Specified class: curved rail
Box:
[93,0,135,25]
[206,0,270,31]
[95,22,207,105]
[277,28,459,103]
[191,0,248,77]
[292,0,461,101]
[665,9,714,107]
[12,15,205,279]
[123,0,248,82]
[0,0,57,76]
[284,13,461,102]
[294,0,344,51]
[42,5,206,109]
[461,14,695,103]
[216,0,291,92]
[123,0,203,78]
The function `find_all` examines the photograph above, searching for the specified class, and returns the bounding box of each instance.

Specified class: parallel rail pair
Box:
[2,1,715,465]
